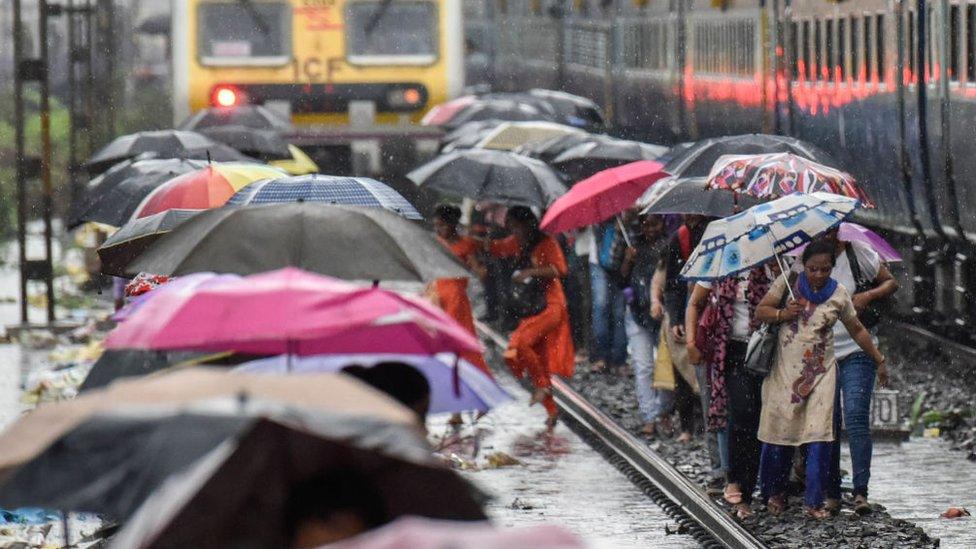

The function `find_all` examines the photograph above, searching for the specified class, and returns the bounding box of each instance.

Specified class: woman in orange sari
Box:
[487,206,574,428]
[431,204,490,375]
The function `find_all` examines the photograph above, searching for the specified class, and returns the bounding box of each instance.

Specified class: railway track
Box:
[477,322,767,549]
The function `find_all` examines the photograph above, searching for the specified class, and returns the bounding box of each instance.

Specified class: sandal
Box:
[641,422,656,436]
[676,431,693,444]
[734,502,754,519]
[589,360,606,373]
[853,495,873,515]
[529,388,551,407]
[545,414,558,430]
[804,506,831,520]
[766,495,787,516]
[824,498,841,514]
[723,483,743,505]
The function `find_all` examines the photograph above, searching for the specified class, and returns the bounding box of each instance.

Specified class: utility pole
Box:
[39,0,56,323]
[12,0,28,323]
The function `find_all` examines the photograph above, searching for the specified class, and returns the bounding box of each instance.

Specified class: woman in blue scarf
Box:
[753,239,885,519]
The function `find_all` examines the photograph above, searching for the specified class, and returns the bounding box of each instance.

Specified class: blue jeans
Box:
[589,264,627,365]
[828,351,877,499]
[760,442,832,508]
[624,308,673,423]
[695,363,726,478]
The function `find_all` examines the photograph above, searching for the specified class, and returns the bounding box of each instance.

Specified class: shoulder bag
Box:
[744,273,796,377]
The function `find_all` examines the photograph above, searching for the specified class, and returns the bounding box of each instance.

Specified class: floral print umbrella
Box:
[705,152,873,207]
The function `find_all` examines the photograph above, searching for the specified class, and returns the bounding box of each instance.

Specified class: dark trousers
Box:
[674,372,698,434]
[725,340,763,503]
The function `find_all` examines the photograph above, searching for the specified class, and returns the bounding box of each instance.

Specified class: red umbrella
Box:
[540,160,668,234]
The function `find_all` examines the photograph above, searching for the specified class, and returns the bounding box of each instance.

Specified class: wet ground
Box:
[429,370,698,548]
[572,368,975,548]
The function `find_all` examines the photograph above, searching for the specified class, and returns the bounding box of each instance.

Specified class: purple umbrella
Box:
[787,222,902,262]
[233,353,511,414]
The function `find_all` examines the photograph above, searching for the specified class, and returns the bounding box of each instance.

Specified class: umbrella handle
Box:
[773,251,796,301]
[615,216,633,248]
[452,354,461,398]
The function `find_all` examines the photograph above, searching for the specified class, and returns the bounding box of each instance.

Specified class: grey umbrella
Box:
[664,134,837,179]
[178,105,291,131]
[125,203,468,281]
[638,177,762,217]
[97,209,203,276]
[551,136,670,180]
[199,125,292,161]
[84,130,219,175]
[407,149,567,209]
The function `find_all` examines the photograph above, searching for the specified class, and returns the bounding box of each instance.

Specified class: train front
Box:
[172,0,463,174]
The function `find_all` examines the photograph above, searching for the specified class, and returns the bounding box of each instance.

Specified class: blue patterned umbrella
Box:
[225,174,422,220]
[680,192,861,281]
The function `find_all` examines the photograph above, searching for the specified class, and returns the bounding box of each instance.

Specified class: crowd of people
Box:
[430,202,898,520]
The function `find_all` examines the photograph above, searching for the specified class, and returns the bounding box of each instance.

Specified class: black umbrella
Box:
[178,105,291,131]
[441,119,505,147]
[407,149,567,209]
[514,132,597,163]
[525,88,606,130]
[84,130,219,175]
[664,134,836,179]
[638,177,762,217]
[199,125,292,161]
[170,143,260,163]
[97,209,202,276]
[78,349,219,392]
[443,98,559,130]
[68,158,208,229]
[551,136,670,180]
[125,203,469,281]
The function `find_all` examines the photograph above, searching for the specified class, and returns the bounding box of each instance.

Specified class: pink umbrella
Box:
[421,95,477,126]
[105,268,482,356]
[540,160,668,234]
[787,222,902,262]
[326,516,586,549]
[112,272,241,322]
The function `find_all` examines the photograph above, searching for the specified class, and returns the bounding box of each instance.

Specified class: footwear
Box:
[590,360,606,373]
[545,414,558,430]
[824,498,841,514]
[804,506,831,520]
[853,495,872,515]
[447,414,464,428]
[734,502,754,519]
[529,388,551,407]
[723,483,743,505]
[641,422,656,436]
[766,495,787,516]
[656,417,675,437]
[676,431,693,444]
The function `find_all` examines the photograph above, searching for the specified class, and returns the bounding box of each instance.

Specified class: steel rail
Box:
[477,322,767,549]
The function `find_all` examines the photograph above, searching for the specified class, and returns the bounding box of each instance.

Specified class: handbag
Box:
[845,243,892,329]
[508,250,548,320]
[744,273,796,377]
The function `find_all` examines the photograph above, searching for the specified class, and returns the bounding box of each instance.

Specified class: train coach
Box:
[467,0,976,340]
[171,0,464,173]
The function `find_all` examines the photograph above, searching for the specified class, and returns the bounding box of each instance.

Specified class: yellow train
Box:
[171,0,463,172]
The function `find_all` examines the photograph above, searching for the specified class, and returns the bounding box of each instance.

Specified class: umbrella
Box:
[268,144,320,175]
[105,267,482,356]
[550,136,669,180]
[112,272,242,322]
[407,149,567,208]
[680,192,862,282]
[199,125,292,160]
[234,353,510,414]
[706,152,874,207]
[515,132,598,163]
[0,368,418,477]
[441,119,505,147]
[78,349,225,392]
[84,130,220,175]
[325,516,585,549]
[131,163,286,219]
[421,95,478,126]
[178,105,291,131]
[664,134,837,179]
[109,409,486,548]
[97,209,202,276]
[638,177,762,217]
[226,174,422,220]
[786,222,903,262]
[167,143,260,163]
[540,160,668,234]
[443,98,558,130]
[125,203,468,281]
[526,88,606,129]
[474,121,586,151]
[68,158,208,229]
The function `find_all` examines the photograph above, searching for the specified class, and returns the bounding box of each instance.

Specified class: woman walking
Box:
[487,206,575,429]
[620,213,672,435]
[755,240,885,519]
[685,261,775,518]
[431,204,490,375]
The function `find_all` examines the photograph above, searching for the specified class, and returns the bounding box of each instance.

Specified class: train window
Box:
[907,12,916,80]
[815,19,823,80]
[197,2,291,66]
[803,20,812,80]
[865,16,874,81]
[826,19,834,81]
[839,18,847,81]
[968,5,976,82]
[790,21,799,80]
[346,2,438,64]
[876,14,885,83]
[851,16,861,81]
[951,4,960,82]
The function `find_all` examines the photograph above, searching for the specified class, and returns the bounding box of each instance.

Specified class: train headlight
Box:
[211,85,246,108]
[387,88,423,109]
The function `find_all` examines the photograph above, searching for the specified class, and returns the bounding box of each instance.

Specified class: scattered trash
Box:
[508,498,535,511]
[485,451,521,468]
[445,453,479,471]
[923,427,941,438]
[940,507,970,519]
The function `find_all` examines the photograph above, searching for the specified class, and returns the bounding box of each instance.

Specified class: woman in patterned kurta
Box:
[431,204,490,376]
[755,240,884,519]
[487,206,574,429]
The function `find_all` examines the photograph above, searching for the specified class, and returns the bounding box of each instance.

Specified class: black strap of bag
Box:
[845,243,887,328]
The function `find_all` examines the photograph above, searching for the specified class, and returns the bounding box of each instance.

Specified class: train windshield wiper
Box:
[236,0,271,36]
[364,0,394,35]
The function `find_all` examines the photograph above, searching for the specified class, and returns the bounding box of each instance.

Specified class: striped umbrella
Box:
[132,163,286,219]
[706,152,874,207]
[226,174,422,220]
